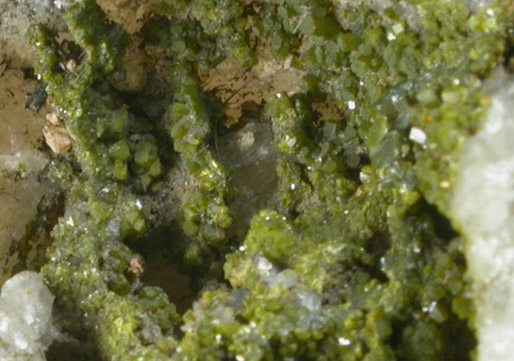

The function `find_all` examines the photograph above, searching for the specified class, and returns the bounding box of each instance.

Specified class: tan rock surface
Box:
[96,0,158,34]
[0,0,64,68]
[0,67,49,283]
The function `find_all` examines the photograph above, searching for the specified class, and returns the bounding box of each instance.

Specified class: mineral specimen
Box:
[1,0,513,360]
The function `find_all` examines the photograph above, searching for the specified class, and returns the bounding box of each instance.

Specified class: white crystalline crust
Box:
[0,271,57,361]
[452,79,514,361]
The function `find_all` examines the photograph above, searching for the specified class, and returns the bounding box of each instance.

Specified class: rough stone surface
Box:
[96,0,157,34]
[452,77,514,361]
[200,57,305,127]
[0,271,57,361]
[0,0,64,67]
[0,68,50,284]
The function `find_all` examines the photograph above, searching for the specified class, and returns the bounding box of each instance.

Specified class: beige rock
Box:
[45,112,61,125]
[0,68,50,284]
[96,0,157,34]
[110,42,148,92]
[200,55,305,127]
[239,131,256,149]
[42,125,72,154]
[65,59,78,73]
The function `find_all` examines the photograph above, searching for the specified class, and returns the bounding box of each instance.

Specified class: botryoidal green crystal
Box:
[22,0,514,360]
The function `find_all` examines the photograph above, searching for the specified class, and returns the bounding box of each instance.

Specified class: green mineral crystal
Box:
[23,0,514,360]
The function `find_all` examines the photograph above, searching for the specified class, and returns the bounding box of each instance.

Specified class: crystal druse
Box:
[0,271,57,361]
[8,0,514,360]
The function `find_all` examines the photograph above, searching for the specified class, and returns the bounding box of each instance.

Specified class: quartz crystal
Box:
[219,123,279,235]
[0,271,57,361]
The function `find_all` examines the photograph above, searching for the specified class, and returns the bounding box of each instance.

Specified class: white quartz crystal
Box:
[297,292,322,312]
[451,79,514,361]
[409,127,427,146]
[0,271,57,361]
[265,269,298,289]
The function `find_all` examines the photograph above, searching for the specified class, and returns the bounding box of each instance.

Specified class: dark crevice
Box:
[46,340,102,361]
[440,316,476,361]
[389,319,407,351]
[22,67,36,80]
[389,313,475,361]
[362,231,391,283]
[131,226,196,315]
[345,155,369,185]
[503,28,514,72]
[419,199,458,244]
[357,261,388,284]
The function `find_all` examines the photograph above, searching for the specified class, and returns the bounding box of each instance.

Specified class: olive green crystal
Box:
[24,0,514,360]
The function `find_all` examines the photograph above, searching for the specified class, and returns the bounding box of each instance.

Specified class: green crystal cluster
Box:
[166,65,232,265]
[25,0,514,360]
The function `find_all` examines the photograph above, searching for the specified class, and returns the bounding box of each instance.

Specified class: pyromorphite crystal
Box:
[17,0,514,360]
